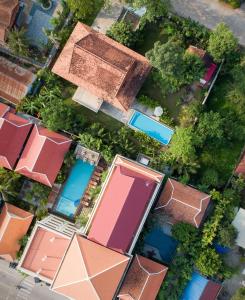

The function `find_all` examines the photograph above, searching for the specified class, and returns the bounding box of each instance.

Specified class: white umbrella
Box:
[154,106,163,117]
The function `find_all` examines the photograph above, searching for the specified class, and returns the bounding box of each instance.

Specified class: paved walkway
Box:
[171,0,245,46]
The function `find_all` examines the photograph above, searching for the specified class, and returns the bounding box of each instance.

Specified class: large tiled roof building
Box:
[52,22,151,112]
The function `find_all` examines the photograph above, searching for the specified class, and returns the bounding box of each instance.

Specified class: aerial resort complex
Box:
[0,0,245,300]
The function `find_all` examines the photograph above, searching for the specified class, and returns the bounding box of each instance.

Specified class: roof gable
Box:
[0,57,36,104]
[0,203,33,261]
[19,225,71,281]
[155,179,210,228]
[52,234,130,300]
[0,110,32,170]
[15,125,71,186]
[88,165,157,253]
[118,255,168,300]
[52,22,151,111]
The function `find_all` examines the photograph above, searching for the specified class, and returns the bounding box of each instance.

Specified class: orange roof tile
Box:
[0,57,36,105]
[155,178,211,228]
[52,234,130,300]
[52,22,151,111]
[235,151,245,175]
[19,225,71,282]
[15,125,72,187]
[0,203,33,261]
[118,255,168,300]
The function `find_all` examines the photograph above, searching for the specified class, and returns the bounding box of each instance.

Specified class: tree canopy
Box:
[146,38,204,93]
[195,248,222,277]
[66,0,104,20]
[208,22,238,63]
[107,21,136,47]
[7,28,29,57]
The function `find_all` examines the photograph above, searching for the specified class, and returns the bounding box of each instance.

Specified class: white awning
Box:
[232,208,245,248]
[72,87,103,113]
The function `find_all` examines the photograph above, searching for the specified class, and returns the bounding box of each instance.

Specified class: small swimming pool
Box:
[55,159,95,218]
[128,111,174,145]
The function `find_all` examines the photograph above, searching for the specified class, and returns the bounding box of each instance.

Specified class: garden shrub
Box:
[220,0,241,8]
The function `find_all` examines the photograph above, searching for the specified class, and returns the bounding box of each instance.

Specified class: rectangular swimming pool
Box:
[128,111,174,145]
[55,159,95,218]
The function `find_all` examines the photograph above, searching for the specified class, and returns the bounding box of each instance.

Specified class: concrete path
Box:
[171,0,245,46]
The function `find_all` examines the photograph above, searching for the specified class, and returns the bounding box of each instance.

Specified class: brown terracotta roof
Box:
[51,234,130,300]
[235,151,245,175]
[155,178,211,228]
[118,255,168,300]
[0,202,33,261]
[200,281,222,300]
[0,0,18,42]
[52,22,151,111]
[0,57,36,105]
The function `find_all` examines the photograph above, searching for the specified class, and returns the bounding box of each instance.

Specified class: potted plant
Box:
[38,0,52,10]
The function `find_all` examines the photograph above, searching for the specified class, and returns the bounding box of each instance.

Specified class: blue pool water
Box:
[55,160,95,217]
[181,272,208,300]
[128,111,174,145]
[144,228,178,264]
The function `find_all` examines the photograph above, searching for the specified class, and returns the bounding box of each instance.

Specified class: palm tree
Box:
[17,97,40,116]
[0,168,21,201]
[7,27,30,57]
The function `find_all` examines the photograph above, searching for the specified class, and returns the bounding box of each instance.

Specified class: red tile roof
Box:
[155,178,211,228]
[19,225,71,282]
[0,0,18,42]
[0,105,32,170]
[200,281,222,300]
[15,125,71,187]
[52,234,130,300]
[0,57,36,105]
[118,255,168,300]
[235,151,245,175]
[88,156,163,253]
[52,22,151,111]
[0,202,33,261]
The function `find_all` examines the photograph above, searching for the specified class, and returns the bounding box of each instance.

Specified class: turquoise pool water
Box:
[55,159,95,217]
[128,111,174,145]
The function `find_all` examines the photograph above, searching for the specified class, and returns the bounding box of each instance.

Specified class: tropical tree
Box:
[183,52,205,84]
[17,97,40,116]
[195,248,222,277]
[107,21,136,47]
[146,38,186,92]
[0,168,22,201]
[167,126,197,166]
[217,224,237,248]
[201,168,219,188]
[196,111,224,145]
[125,0,169,23]
[172,222,201,256]
[208,23,238,62]
[40,96,74,131]
[66,0,104,20]
[7,27,29,57]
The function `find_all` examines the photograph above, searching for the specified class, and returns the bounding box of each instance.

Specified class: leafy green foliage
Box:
[107,21,137,47]
[158,255,193,300]
[137,95,159,108]
[66,0,104,21]
[196,111,224,145]
[0,168,22,201]
[146,38,204,93]
[126,0,169,23]
[232,287,245,300]
[195,248,222,277]
[220,0,241,8]
[208,23,238,62]
[217,224,237,247]
[7,28,30,57]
